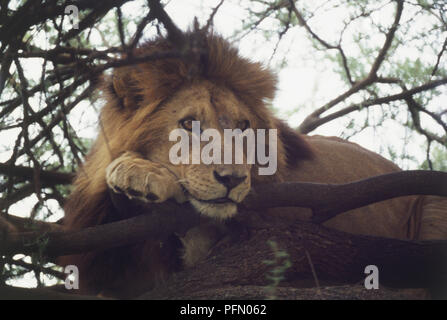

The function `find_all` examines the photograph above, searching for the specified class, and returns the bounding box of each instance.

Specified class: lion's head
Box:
[98,31,312,219]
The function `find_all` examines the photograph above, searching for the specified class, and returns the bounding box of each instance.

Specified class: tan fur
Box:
[274,135,447,241]
[180,223,228,267]
[59,31,447,298]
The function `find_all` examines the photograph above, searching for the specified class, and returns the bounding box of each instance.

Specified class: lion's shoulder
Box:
[288,134,400,183]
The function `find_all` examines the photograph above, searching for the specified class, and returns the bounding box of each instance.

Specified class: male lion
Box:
[59,31,447,298]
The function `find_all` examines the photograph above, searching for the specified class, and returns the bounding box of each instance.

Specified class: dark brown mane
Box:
[104,30,311,170]
[59,29,312,298]
[108,31,277,111]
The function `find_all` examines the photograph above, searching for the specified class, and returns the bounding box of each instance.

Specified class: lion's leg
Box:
[180,220,249,268]
[106,151,186,204]
[418,196,447,240]
[180,224,226,268]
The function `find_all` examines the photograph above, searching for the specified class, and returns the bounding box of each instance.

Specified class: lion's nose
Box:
[213,171,247,190]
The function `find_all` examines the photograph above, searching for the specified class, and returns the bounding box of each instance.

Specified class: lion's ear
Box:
[276,120,314,168]
[110,67,144,109]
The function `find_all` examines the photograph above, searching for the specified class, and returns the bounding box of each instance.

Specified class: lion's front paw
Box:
[106,152,186,203]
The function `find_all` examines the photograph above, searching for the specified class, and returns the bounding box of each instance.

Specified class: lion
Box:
[59,31,447,298]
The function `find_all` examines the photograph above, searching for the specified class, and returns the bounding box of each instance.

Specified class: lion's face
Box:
[100,33,312,220]
[145,81,260,219]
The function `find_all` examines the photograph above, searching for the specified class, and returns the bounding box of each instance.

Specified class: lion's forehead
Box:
[165,82,248,126]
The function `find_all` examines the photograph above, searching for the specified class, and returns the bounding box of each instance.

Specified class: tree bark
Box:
[139,212,447,299]
[3,170,446,257]
[139,285,428,300]
[2,171,447,299]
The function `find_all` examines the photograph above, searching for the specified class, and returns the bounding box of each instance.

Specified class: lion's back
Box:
[280,135,424,240]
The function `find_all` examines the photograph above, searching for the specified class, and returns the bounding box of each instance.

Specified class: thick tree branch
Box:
[0,200,201,257]
[138,284,428,300]
[139,218,447,299]
[2,214,64,233]
[2,170,446,257]
[0,163,74,186]
[1,171,446,299]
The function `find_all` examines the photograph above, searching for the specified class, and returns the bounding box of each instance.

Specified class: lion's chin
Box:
[189,198,238,220]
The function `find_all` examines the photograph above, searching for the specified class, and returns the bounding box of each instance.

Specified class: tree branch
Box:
[0,199,201,257]
[2,171,446,257]
[368,0,403,77]
[298,0,405,133]
[138,284,428,300]
[147,0,186,48]
[298,76,447,133]
[0,285,107,300]
[0,163,74,186]
[139,218,447,299]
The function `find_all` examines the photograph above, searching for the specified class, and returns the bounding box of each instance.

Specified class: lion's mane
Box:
[59,31,312,297]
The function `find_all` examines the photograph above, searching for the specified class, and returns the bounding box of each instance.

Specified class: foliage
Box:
[263,240,292,300]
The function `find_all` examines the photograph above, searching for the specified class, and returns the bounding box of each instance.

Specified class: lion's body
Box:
[59,31,447,298]
[276,135,447,240]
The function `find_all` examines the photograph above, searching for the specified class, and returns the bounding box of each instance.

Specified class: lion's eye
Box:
[238,120,250,131]
[180,117,195,131]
